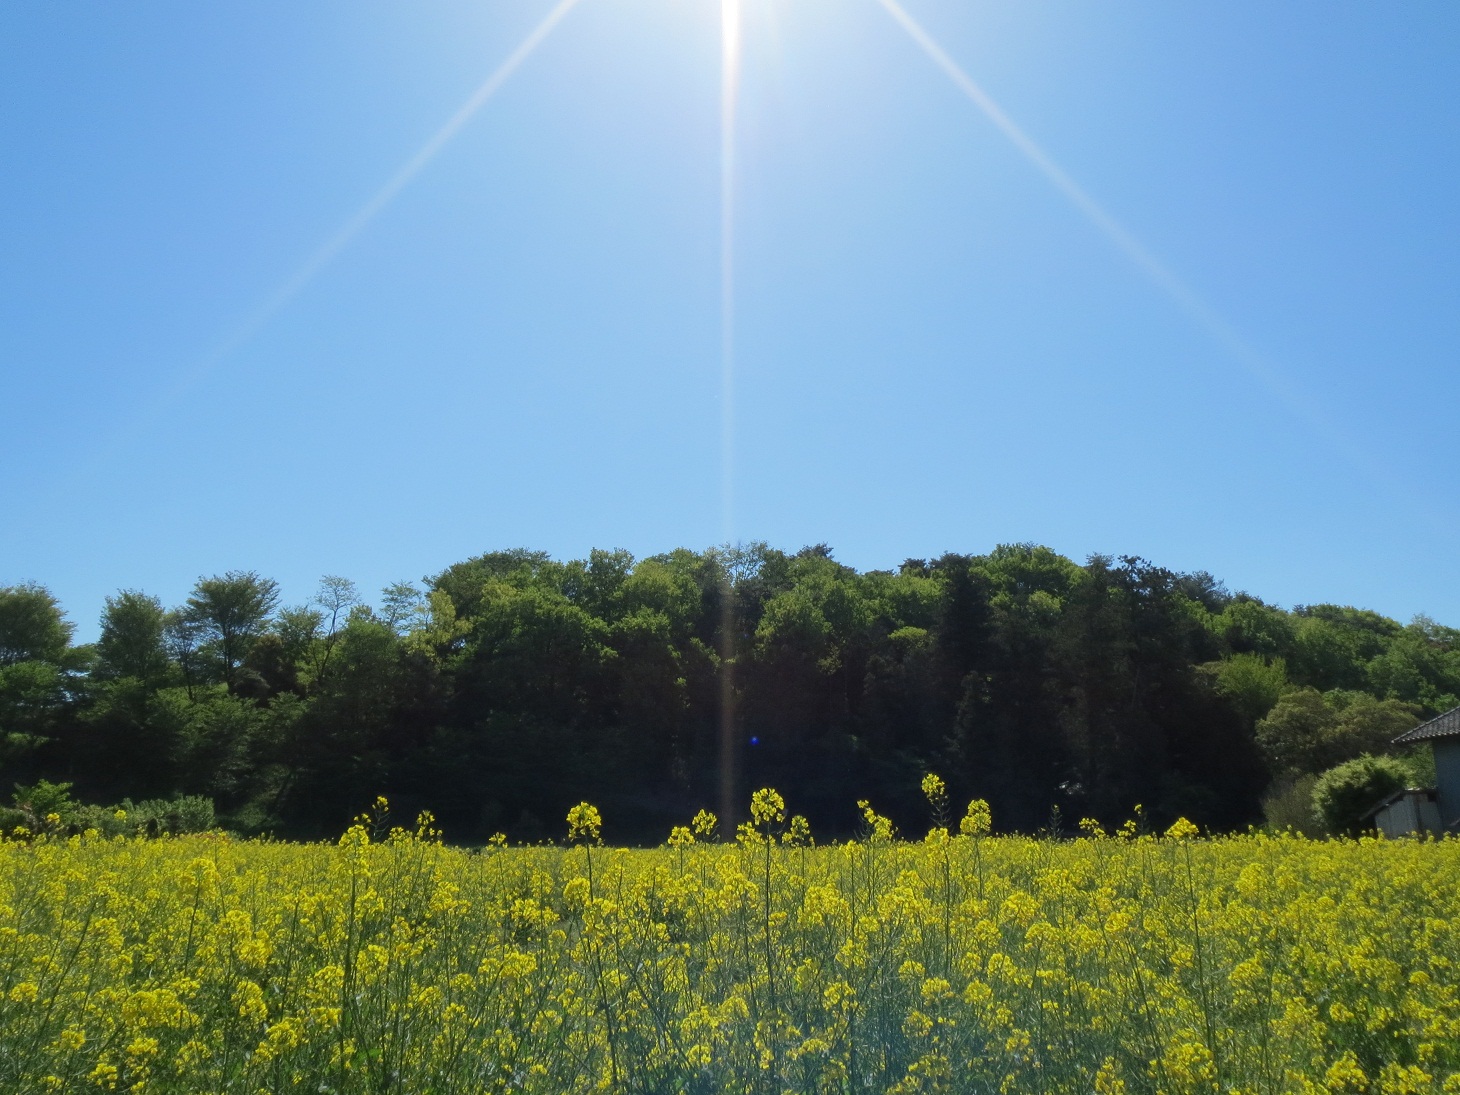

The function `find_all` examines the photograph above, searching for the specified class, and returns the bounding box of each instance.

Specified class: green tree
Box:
[96,591,169,683]
[280,613,416,833]
[273,606,324,670]
[562,548,636,621]
[175,691,268,803]
[1311,754,1410,836]
[1257,687,1418,780]
[1365,616,1460,711]
[431,549,557,620]
[9,779,77,828]
[1256,688,1337,778]
[1210,598,1295,659]
[260,580,364,696]
[185,572,280,692]
[163,610,206,700]
[381,581,428,636]
[0,661,69,770]
[1211,653,1288,724]
[0,584,72,666]
[79,677,184,800]
[310,576,359,680]
[1260,774,1321,835]
[1288,605,1399,692]
[1327,692,1421,755]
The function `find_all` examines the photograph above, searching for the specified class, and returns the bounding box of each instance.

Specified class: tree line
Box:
[0,543,1450,841]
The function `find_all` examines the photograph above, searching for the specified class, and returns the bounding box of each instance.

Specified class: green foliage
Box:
[1260,774,1321,835]
[1211,652,1288,724]
[1365,616,1460,710]
[128,794,216,834]
[6,545,1460,841]
[1209,597,1294,658]
[1290,607,1400,692]
[1256,688,1419,780]
[1255,688,1339,778]
[0,659,69,750]
[0,775,214,838]
[380,580,428,635]
[96,590,169,682]
[11,778,77,821]
[1311,754,1411,836]
[16,792,218,837]
[184,571,280,690]
[0,583,73,666]
[1400,743,1438,788]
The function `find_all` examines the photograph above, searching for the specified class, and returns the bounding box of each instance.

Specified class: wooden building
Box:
[1364,788,1441,838]
[1392,705,1460,834]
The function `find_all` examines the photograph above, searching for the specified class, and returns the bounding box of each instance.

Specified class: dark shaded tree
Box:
[7,543,1454,840]
[184,572,280,692]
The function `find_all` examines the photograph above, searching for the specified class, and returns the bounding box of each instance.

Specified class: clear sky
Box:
[3,0,1458,639]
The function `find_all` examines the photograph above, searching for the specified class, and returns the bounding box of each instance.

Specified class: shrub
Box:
[9,779,77,831]
[1261,774,1321,835]
[61,795,218,837]
[1311,754,1410,836]
[119,795,217,835]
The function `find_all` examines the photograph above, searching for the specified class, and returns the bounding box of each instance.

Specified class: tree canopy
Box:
[0,545,1450,841]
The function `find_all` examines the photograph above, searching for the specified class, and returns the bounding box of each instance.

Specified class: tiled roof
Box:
[1393,705,1460,745]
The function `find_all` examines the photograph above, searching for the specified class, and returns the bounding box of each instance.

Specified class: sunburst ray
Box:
[873,0,1405,500]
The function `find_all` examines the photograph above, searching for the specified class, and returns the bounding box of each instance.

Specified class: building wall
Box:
[1435,739,1460,831]
[1375,792,1441,837]
[1376,797,1419,839]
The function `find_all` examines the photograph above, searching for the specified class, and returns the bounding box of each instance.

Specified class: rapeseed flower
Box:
[0,795,1454,1093]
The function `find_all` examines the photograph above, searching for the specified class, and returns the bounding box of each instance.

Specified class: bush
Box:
[1400,744,1436,788]
[54,795,217,838]
[8,779,78,832]
[1311,754,1410,836]
[171,794,217,833]
[118,795,217,835]
[1261,774,1321,835]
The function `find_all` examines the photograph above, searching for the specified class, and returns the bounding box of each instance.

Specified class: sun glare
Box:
[105,0,1394,522]
[718,0,742,830]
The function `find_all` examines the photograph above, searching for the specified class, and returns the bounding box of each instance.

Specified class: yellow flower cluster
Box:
[0,799,1457,1093]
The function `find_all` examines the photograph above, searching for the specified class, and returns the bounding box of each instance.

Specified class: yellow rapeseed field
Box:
[1,786,1457,1095]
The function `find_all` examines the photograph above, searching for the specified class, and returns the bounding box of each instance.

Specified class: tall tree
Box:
[96,591,169,683]
[163,610,206,700]
[0,584,72,667]
[381,581,428,636]
[310,576,360,681]
[185,572,280,692]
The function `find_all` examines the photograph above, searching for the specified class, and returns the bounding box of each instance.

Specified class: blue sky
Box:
[2,0,1457,639]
